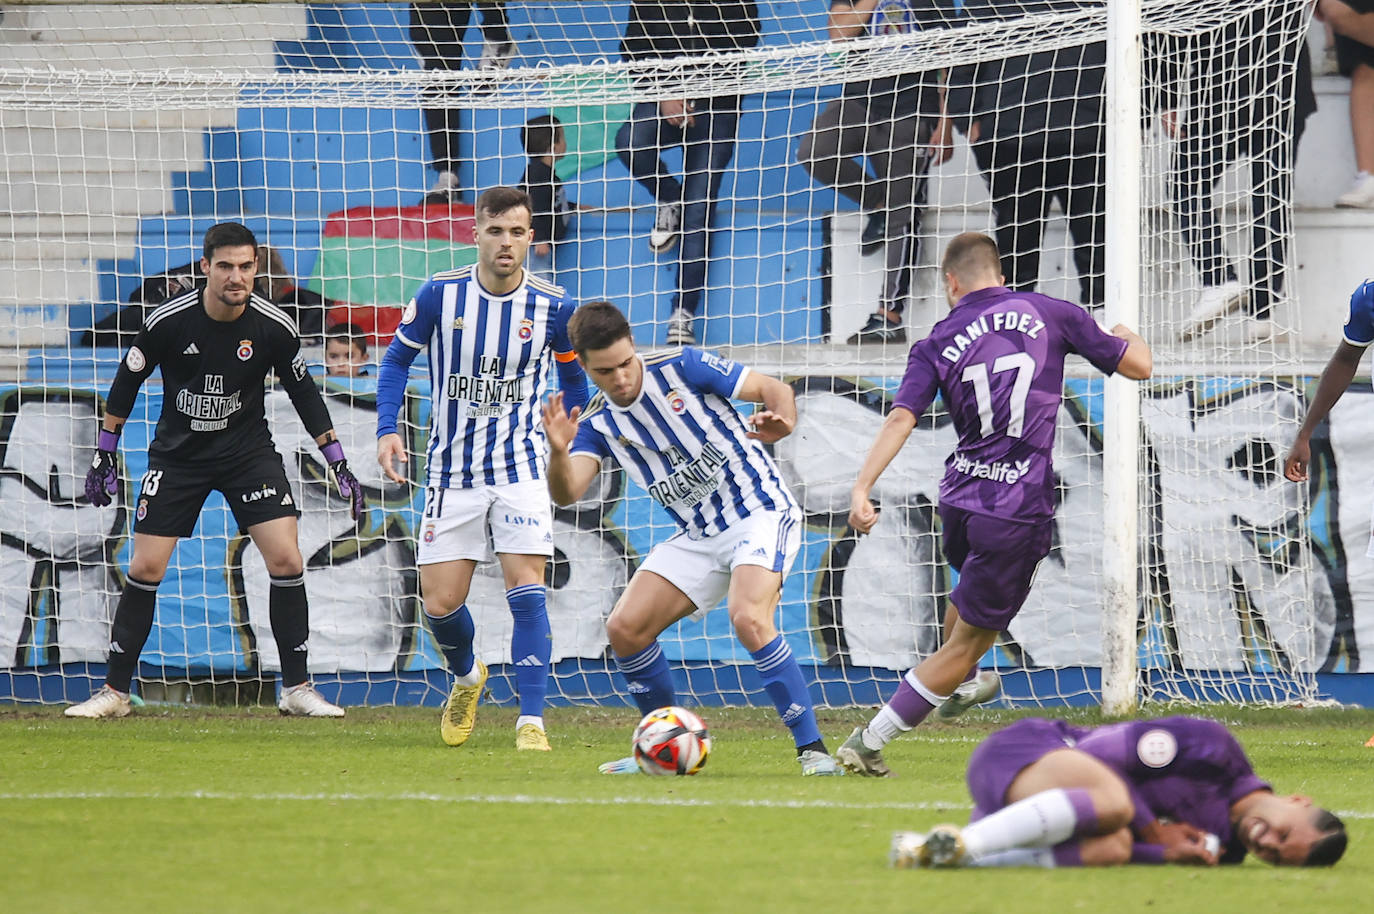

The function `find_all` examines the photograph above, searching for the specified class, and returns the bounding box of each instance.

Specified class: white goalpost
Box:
[0,0,1328,709]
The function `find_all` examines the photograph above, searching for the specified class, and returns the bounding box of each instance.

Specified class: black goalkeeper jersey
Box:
[104,289,334,465]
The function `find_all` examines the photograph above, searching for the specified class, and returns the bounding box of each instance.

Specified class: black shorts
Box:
[133,450,300,538]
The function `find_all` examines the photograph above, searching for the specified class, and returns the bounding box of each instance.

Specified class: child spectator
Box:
[325,323,370,377]
[518,113,575,276]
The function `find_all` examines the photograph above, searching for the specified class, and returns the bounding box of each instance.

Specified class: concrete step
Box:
[0,127,202,170]
[0,172,171,218]
[4,4,308,45]
[0,41,286,72]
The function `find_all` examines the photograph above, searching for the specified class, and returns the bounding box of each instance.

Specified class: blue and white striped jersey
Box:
[380,265,579,488]
[570,347,797,538]
[1342,278,1374,347]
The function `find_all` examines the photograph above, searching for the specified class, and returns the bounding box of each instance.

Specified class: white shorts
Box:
[1367,499,1374,559]
[415,479,554,565]
[639,509,802,613]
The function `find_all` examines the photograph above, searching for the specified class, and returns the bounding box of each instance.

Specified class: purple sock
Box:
[887,675,938,728]
[1064,788,1099,836]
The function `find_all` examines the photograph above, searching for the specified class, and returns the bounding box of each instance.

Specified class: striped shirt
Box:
[383,266,578,488]
[570,348,797,538]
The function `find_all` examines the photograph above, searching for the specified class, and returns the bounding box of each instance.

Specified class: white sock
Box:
[969,848,1056,868]
[863,706,908,750]
[453,665,483,687]
[962,789,1080,859]
[516,714,544,731]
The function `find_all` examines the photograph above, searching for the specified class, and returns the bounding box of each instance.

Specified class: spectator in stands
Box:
[519,113,575,277]
[616,0,761,345]
[83,244,330,347]
[411,2,518,204]
[1319,0,1374,209]
[946,9,1107,312]
[797,0,957,345]
[1156,4,1316,343]
[325,323,371,377]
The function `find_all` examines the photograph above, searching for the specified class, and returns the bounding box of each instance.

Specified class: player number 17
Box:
[961,352,1035,438]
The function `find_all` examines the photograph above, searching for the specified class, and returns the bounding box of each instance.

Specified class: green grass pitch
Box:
[2,704,1369,913]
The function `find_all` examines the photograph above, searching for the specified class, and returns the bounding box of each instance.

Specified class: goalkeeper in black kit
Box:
[66,222,365,719]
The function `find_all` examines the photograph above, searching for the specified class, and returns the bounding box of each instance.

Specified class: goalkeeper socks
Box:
[425,604,476,679]
[614,641,675,715]
[864,668,947,749]
[750,635,823,750]
[269,573,310,688]
[962,788,1099,860]
[507,584,551,718]
[105,575,161,693]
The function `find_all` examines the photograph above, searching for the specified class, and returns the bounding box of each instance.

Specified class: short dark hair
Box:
[476,186,533,223]
[941,231,1002,283]
[521,113,563,157]
[202,222,259,262]
[1302,810,1348,867]
[568,300,632,355]
[326,322,368,355]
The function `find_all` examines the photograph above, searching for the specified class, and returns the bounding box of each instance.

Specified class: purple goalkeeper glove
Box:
[84,429,120,507]
[321,440,364,521]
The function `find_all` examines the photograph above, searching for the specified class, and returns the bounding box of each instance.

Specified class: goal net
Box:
[0,0,1331,709]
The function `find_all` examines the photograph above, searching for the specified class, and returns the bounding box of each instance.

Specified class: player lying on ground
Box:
[890,715,1347,868]
[836,232,1152,776]
[70,221,364,719]
[376,186,588,752]
[542,300,841,775]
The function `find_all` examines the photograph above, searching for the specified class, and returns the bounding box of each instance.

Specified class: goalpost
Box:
[0,0,1326,709]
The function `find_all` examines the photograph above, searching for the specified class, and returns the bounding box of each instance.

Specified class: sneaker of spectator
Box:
[1336,172,1374,208]
[479,37,517,70]
[423,170,461,205]
[847,312,906,346]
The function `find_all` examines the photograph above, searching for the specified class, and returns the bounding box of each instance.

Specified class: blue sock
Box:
[614,641,675,715]
[426,605,475,677]
[507,584,551,718]
[751,635,823,749]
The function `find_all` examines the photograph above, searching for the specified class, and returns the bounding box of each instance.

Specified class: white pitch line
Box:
[0,790,962,812]
[3,792,1370,820]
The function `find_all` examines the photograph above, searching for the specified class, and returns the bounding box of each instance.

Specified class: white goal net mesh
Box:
[0,0,1330,708]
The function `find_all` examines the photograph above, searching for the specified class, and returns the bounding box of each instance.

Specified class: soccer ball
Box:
[632,706,712,776]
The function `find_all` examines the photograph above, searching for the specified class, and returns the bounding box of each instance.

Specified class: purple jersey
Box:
[893,287,1128,522]
[968,716,1269,864]
[1073,717,1269,864]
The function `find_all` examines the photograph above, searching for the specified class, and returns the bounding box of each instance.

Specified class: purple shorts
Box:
[965,718,1085,819]
[939,504,1053,630]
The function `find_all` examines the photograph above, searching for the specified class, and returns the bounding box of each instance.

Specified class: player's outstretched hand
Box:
[848,491,880,535]
[377,433,408,485]
[84,448,118,507]
[1283,437,1310,483]
[542,392,581,453]
[745,409,793,444]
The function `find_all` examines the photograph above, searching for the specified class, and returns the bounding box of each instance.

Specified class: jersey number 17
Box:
[961,353,1035,438]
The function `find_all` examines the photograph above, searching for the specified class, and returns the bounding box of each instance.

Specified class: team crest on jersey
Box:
[665,390,687,414]
[236,339,253,361]
[1136,729,1178,768]
[136,499,148,521]
[125,346,146,372]
[402,300,417,325]
[422,524,436,544]
[518,318,534,342]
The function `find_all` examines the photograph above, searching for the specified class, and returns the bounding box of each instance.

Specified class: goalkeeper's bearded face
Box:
[201,243,258,309]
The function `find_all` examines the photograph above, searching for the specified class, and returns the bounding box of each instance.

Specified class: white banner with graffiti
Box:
[1,368,1370,682]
